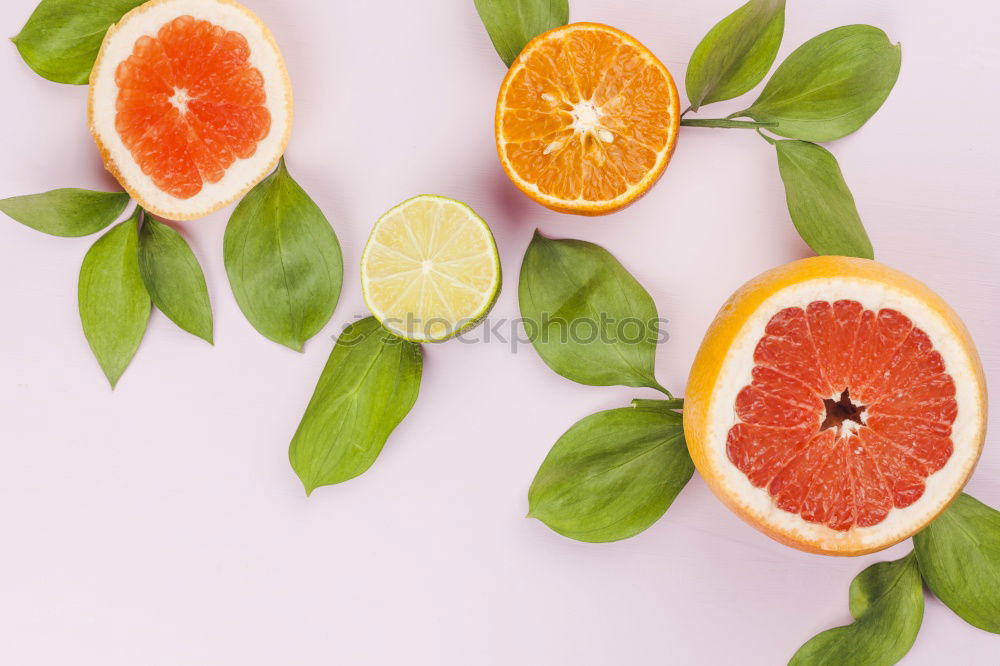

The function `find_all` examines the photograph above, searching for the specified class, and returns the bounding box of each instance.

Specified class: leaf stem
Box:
[680,105,692,118]
[680,118,775,130]
[650,381,675,400]
[756,128,777,145]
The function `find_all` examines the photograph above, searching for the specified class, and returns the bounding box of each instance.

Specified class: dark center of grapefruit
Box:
[114,16,271,199]
[820,389,866,434]
[726,300,957,531]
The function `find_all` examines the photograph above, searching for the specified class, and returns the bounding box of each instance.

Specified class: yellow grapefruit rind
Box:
[495,22,680,216]
[684,256,987,556]
[87,0,293,221]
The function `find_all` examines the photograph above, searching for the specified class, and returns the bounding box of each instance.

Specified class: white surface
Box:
[0,0,998,664]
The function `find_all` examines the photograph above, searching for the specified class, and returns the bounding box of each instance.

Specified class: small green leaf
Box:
[528,406,693,542]
[138,215,213,344]
[224,159,343,351]
[519,231,667,392]
[12,0,145,84]
[914,493,1000,633]
[78,208,150,388]
[735,25,901,141]
[775,140,874,259]
[289,317,423,495]
[0,188,129,237]
[474,0,569,67]
[685,0,785,111]
[789,552,923,666]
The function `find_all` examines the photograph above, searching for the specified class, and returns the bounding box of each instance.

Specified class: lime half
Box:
[361,195,501,342]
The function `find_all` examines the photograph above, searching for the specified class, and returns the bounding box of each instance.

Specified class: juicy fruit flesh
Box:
[364,198,498,341]
[726,300,957,531]
[499,26,675,203]
[115,16,271,199]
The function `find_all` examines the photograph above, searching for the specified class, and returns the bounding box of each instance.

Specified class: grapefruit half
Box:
[495,23,680,215]
[88,0,293,220]
[685,257,987,555]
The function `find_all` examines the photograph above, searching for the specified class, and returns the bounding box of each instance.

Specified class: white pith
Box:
[542,100,615,156]
[571,100,606,136]
[360,196,501,343]
[89,0,292,220]
[168,88,191,114]
[703,277,985,552]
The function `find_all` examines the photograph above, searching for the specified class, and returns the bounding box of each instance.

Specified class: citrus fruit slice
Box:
[88,0,293,220]
[361,195,501,343]
[685,256,986,555]
[495,22,680,215]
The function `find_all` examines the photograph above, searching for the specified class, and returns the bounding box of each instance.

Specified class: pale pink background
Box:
[0,0,997,664]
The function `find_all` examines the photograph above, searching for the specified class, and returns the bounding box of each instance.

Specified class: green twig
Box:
[680,118,775,129]
[632,398,684,413]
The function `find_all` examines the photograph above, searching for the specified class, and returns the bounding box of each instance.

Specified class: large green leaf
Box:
[528,403,693,542]
[224,159,343,351]
[913,493,1000,633]
[789,553,923,666]
[289,317,423,495]
[474,0,569,67]
[0,188,129,237]
[12,0,145,84]
[735,25,901,141]
[518,231,667,392]
[78,208,150,388]
[685,0,785,111]
[774,140,874,259]
[138,215,213,344]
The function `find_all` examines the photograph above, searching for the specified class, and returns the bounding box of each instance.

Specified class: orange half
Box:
[495,23,679,215]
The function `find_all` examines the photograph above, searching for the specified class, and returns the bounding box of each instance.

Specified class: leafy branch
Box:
[683,2,900,259]
[519,232,690,541]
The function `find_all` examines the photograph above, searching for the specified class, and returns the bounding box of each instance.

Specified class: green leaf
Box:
[528,406,693,542]
[774,140,874,259]
[289,317,423,495]
[78,208,150,388]
[12,0,145,84]
[138,215,213,344]
[685,0,785,111]
[519,231,667,392]
[224,159,343,351]
[789,552,923,666]
[913,493,1000,633]
[735,25,901,141]
[474,0,569,67]
[0,188,129,237]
